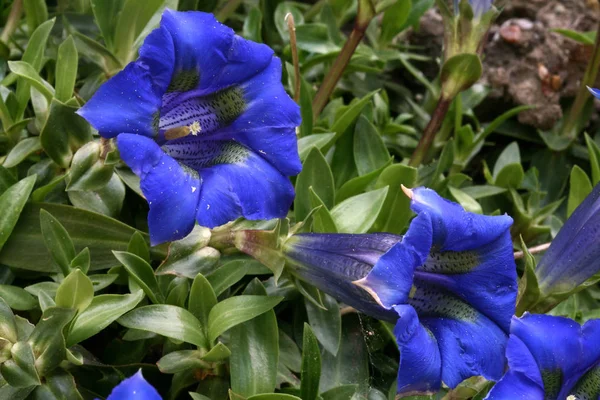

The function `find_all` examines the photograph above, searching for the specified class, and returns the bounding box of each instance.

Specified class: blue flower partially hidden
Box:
[454,0,493,17]
[486,314,600,399]
[78,10,301,245]
[535,182,600,298]
[103,370,161,400]
[282,187,517,395]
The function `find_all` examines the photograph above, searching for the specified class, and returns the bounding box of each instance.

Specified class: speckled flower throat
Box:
[158,77,249,172]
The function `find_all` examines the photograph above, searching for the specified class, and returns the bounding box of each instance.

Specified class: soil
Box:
[409,0,600,130]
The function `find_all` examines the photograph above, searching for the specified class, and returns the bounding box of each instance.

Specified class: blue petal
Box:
[117,134,200,245]
[211,57,302,176]
[414,229,517,332]
[410,283,508,387]
[77,62,161,138]
[588,86,600,99]
[393,305,442,395]
[485,334,545,399]
[560,318,600,398]
[138,24,175,95]
[469,0,493,16]
[354,211,432,309]
[107,370,161,400]
[536,183,600,295]
[410,187,513,252]
[282,233,401,322]
[160,10,274,95]
[194,143,294,228]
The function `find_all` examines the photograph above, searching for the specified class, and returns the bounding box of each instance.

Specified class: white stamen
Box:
[189,120,202,135]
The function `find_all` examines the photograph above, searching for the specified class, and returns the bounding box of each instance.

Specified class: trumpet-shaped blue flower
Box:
[282,187,517,395]
[78,10,301,245]
[486,314,600,399]
[535,182,600,297]
[103,370,161,400]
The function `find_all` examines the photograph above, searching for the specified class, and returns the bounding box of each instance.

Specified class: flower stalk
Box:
[409,97,452,166]
[311,0,375,119]
[560,21,600,141]
[0,0,22,44]
[286,13,301,102]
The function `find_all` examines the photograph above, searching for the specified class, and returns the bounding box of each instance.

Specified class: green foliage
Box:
[0,0,597,398]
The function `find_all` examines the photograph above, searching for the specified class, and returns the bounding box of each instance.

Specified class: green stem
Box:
[409,96,452,167]
[311,0,375,120]
[560,21,600,140]
[1,0,23,44]
[215,0,243,22]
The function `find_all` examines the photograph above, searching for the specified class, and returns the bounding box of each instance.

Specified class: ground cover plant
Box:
[1,0,600,399]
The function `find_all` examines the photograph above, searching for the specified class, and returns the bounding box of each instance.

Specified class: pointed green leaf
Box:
[300,323,321,400]
[67,290,144,346]
[113,251,163,304]
[295,148,335,221]
[55,269,94,313]
[208,295,283,343]
[330,187,389,233]
[118,305,206,347]
[40,209,76,276]
[0,175,36,252]
[230,280,279,396]
[55,36,78,102]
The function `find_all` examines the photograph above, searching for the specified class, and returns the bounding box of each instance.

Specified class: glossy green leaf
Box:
[449,186,482,214]
[55,36,78,103]
[326,90,378,152]
[189,273,217,342]
[68,173,126,218]
[567,165,593,217]
[320,385,359,400]
[90,0,123,50]
[40,100,92,168]
[67,141,113,191]
[330,187,388,233]
[295,148,335,221]
[55,269,94,313]
[202,342,232,362]
[1,341,40,387]
[305,292,341,356]
[40,209,76,276]
[208,295,283,343]
[585,133,600,185]
[380,0,412,45]
[113,251,163,304]
[0,297,17,343]
[300,323,321,400]
[118,305,206,347]
[319,315,369,392]
[0,175,36,253]
[112,0,164,63]
[3,137,42,168]
[157,350,207,374]
[155,226,216,278]
[206,260,249,297]
[67,290,144,346]
[0,285,37,311]
[28,307,76,376]
[23,0,48,32]
[247,395,302,400]
[353,115,390,176]
[309,188,338,233]
[8,61,54,102]
[230,280,279,397]
[298,133,335,161]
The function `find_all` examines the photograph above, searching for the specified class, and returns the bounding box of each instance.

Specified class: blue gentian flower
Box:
[454,0,494,16]
[486,313,600,399]
[283,187,517,395]
[535,182,600,297]
[78,10,301,245]
[103,370,161,399]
